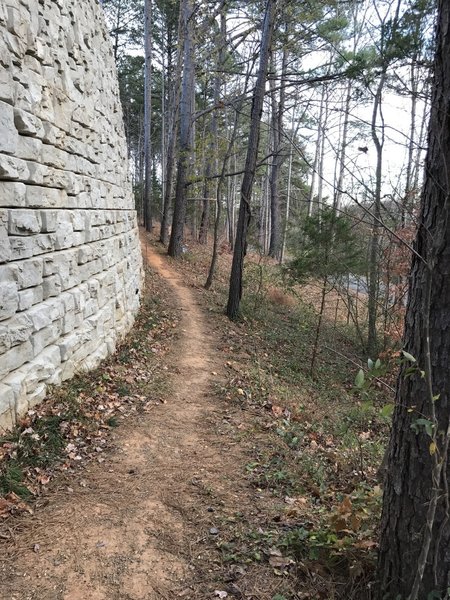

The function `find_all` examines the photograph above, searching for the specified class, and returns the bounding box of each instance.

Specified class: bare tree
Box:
[226,0,277,320]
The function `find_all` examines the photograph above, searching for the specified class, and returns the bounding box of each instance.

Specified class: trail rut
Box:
[1,240,242,600]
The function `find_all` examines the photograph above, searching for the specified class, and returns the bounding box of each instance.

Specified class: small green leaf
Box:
[402,350,416,363]
[432,394,440,402]
[368,358,374,370]
[375,358,381,369]
[411,418,434,437]
[381,404,394,418]
[355,369,365,389]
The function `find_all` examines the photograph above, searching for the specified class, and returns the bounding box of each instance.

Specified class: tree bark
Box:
[168,0,195,257]
[226,0,277,319]
[377,2,450,597]
[160,6,181,245]
[367,69,385,356]
[143,0,153,231]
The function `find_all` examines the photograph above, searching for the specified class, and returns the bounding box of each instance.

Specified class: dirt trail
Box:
[2,242,243,600]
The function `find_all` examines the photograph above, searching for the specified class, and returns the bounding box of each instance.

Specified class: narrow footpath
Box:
[2,240,247,600]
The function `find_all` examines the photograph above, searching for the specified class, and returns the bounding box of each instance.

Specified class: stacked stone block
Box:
[0,0,143,428]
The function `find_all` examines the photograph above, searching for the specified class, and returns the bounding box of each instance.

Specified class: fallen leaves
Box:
[0,492,33,519]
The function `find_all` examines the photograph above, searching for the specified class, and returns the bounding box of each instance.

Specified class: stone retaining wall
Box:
[0,0,143,428]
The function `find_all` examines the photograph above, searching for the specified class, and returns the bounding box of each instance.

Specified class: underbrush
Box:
[188,244,395,599]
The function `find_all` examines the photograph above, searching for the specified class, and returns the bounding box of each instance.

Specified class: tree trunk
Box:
[143,0,153,232]
[168,0,195,257]
[226,0,277,320]
[308,85,326,217]
[377,2,450,597]
[333,78,352,213]
[268,46,287,259]
[199,94,216,244]
[367,70,385,357]
[160,12,181,246]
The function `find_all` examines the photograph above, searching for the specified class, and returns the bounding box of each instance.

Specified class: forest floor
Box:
[0,231,392,600]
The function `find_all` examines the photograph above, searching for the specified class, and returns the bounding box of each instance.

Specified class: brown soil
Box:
[1,240,248,600]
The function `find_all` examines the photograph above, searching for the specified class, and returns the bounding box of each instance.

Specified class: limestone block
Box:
[0,340,33,379]
[40,143,66,169]
[0,263,18,283]
[0,281,19,321]
[2,367,27,403]
[60,357,75,380]
[0,212,10,263]
[25,161,47,185]
[2,28,27,61]
[26,185,67,208]
[62,171,83,196]
[61,308,77,334]
[52,94,73,133]
[42,255,54,276]
[0,181,26,207]
[40,209,57,232]
[33,345,62,382]
[15,135,42,162]
[77,245,92,264]
[8,209,42,235]
[27,302,53,331]
[42,274,62,299]
[58,332,80,362]
[41,120,57,145]
[0,237,11,263]
[0,383,15,430]
[70,209,85,231]
[23,54,42,75]
[80,342,108,371]
[31,233,54,255]
[77,191,92,208]
[31,321,62,355]
[55,251,79,290]
[69,287,85,313]
[0,3,9,24]
[0,101,19,153]
[27,36,52,64]
[85,225,100,243]
[41,166,67,189]
[14,80,39,115]
[0,68,15,104]
[0,313,31,352]
[27,383,46,409]
[54,219,74,250]
[84,297,98,319]
[14,108,44,137]
[16,257,44,289]
[0,153,30,180]
[72,231,85,246]
[18,285,43,311]
[6,3,29,42]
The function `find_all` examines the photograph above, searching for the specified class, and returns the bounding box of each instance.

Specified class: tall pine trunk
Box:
[268,45,287,259]
[143,0,153,231]
[226,0,276,319]
[377,2,450,596]
[168,0,195,257]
